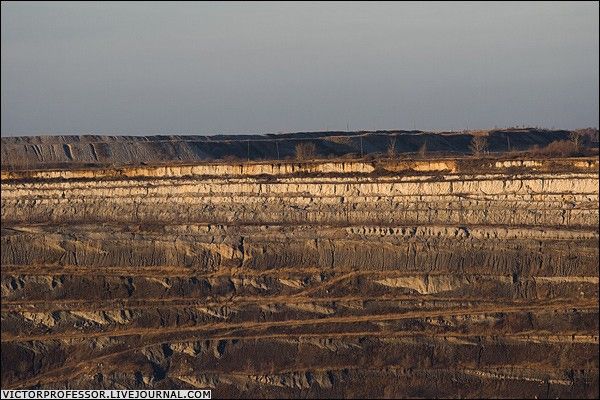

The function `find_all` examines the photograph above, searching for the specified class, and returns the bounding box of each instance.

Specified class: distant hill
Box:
[1,128,596,170]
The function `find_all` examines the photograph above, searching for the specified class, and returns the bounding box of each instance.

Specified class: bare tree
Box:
[295,142,317,160]
[23,147,32,171]
[569,130,583,151]
[469,136,488,156]
[387,136,397,158]
[418,141,428,159]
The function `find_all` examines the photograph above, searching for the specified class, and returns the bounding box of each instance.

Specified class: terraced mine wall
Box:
[1,157,599,398]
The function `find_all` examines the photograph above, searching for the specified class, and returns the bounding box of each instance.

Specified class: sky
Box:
[1,1,598,137]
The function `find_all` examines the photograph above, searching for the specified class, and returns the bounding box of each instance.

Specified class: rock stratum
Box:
[1,134,599,398]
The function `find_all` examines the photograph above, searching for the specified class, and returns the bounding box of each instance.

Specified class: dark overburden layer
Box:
[0,128,578,170]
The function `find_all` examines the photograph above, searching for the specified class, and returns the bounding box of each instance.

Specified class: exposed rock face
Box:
[1,152,598,398]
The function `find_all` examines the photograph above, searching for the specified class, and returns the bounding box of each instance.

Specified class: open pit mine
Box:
[1,131,599,398]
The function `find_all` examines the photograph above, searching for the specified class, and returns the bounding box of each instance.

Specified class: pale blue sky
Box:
[1,1,598,136]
